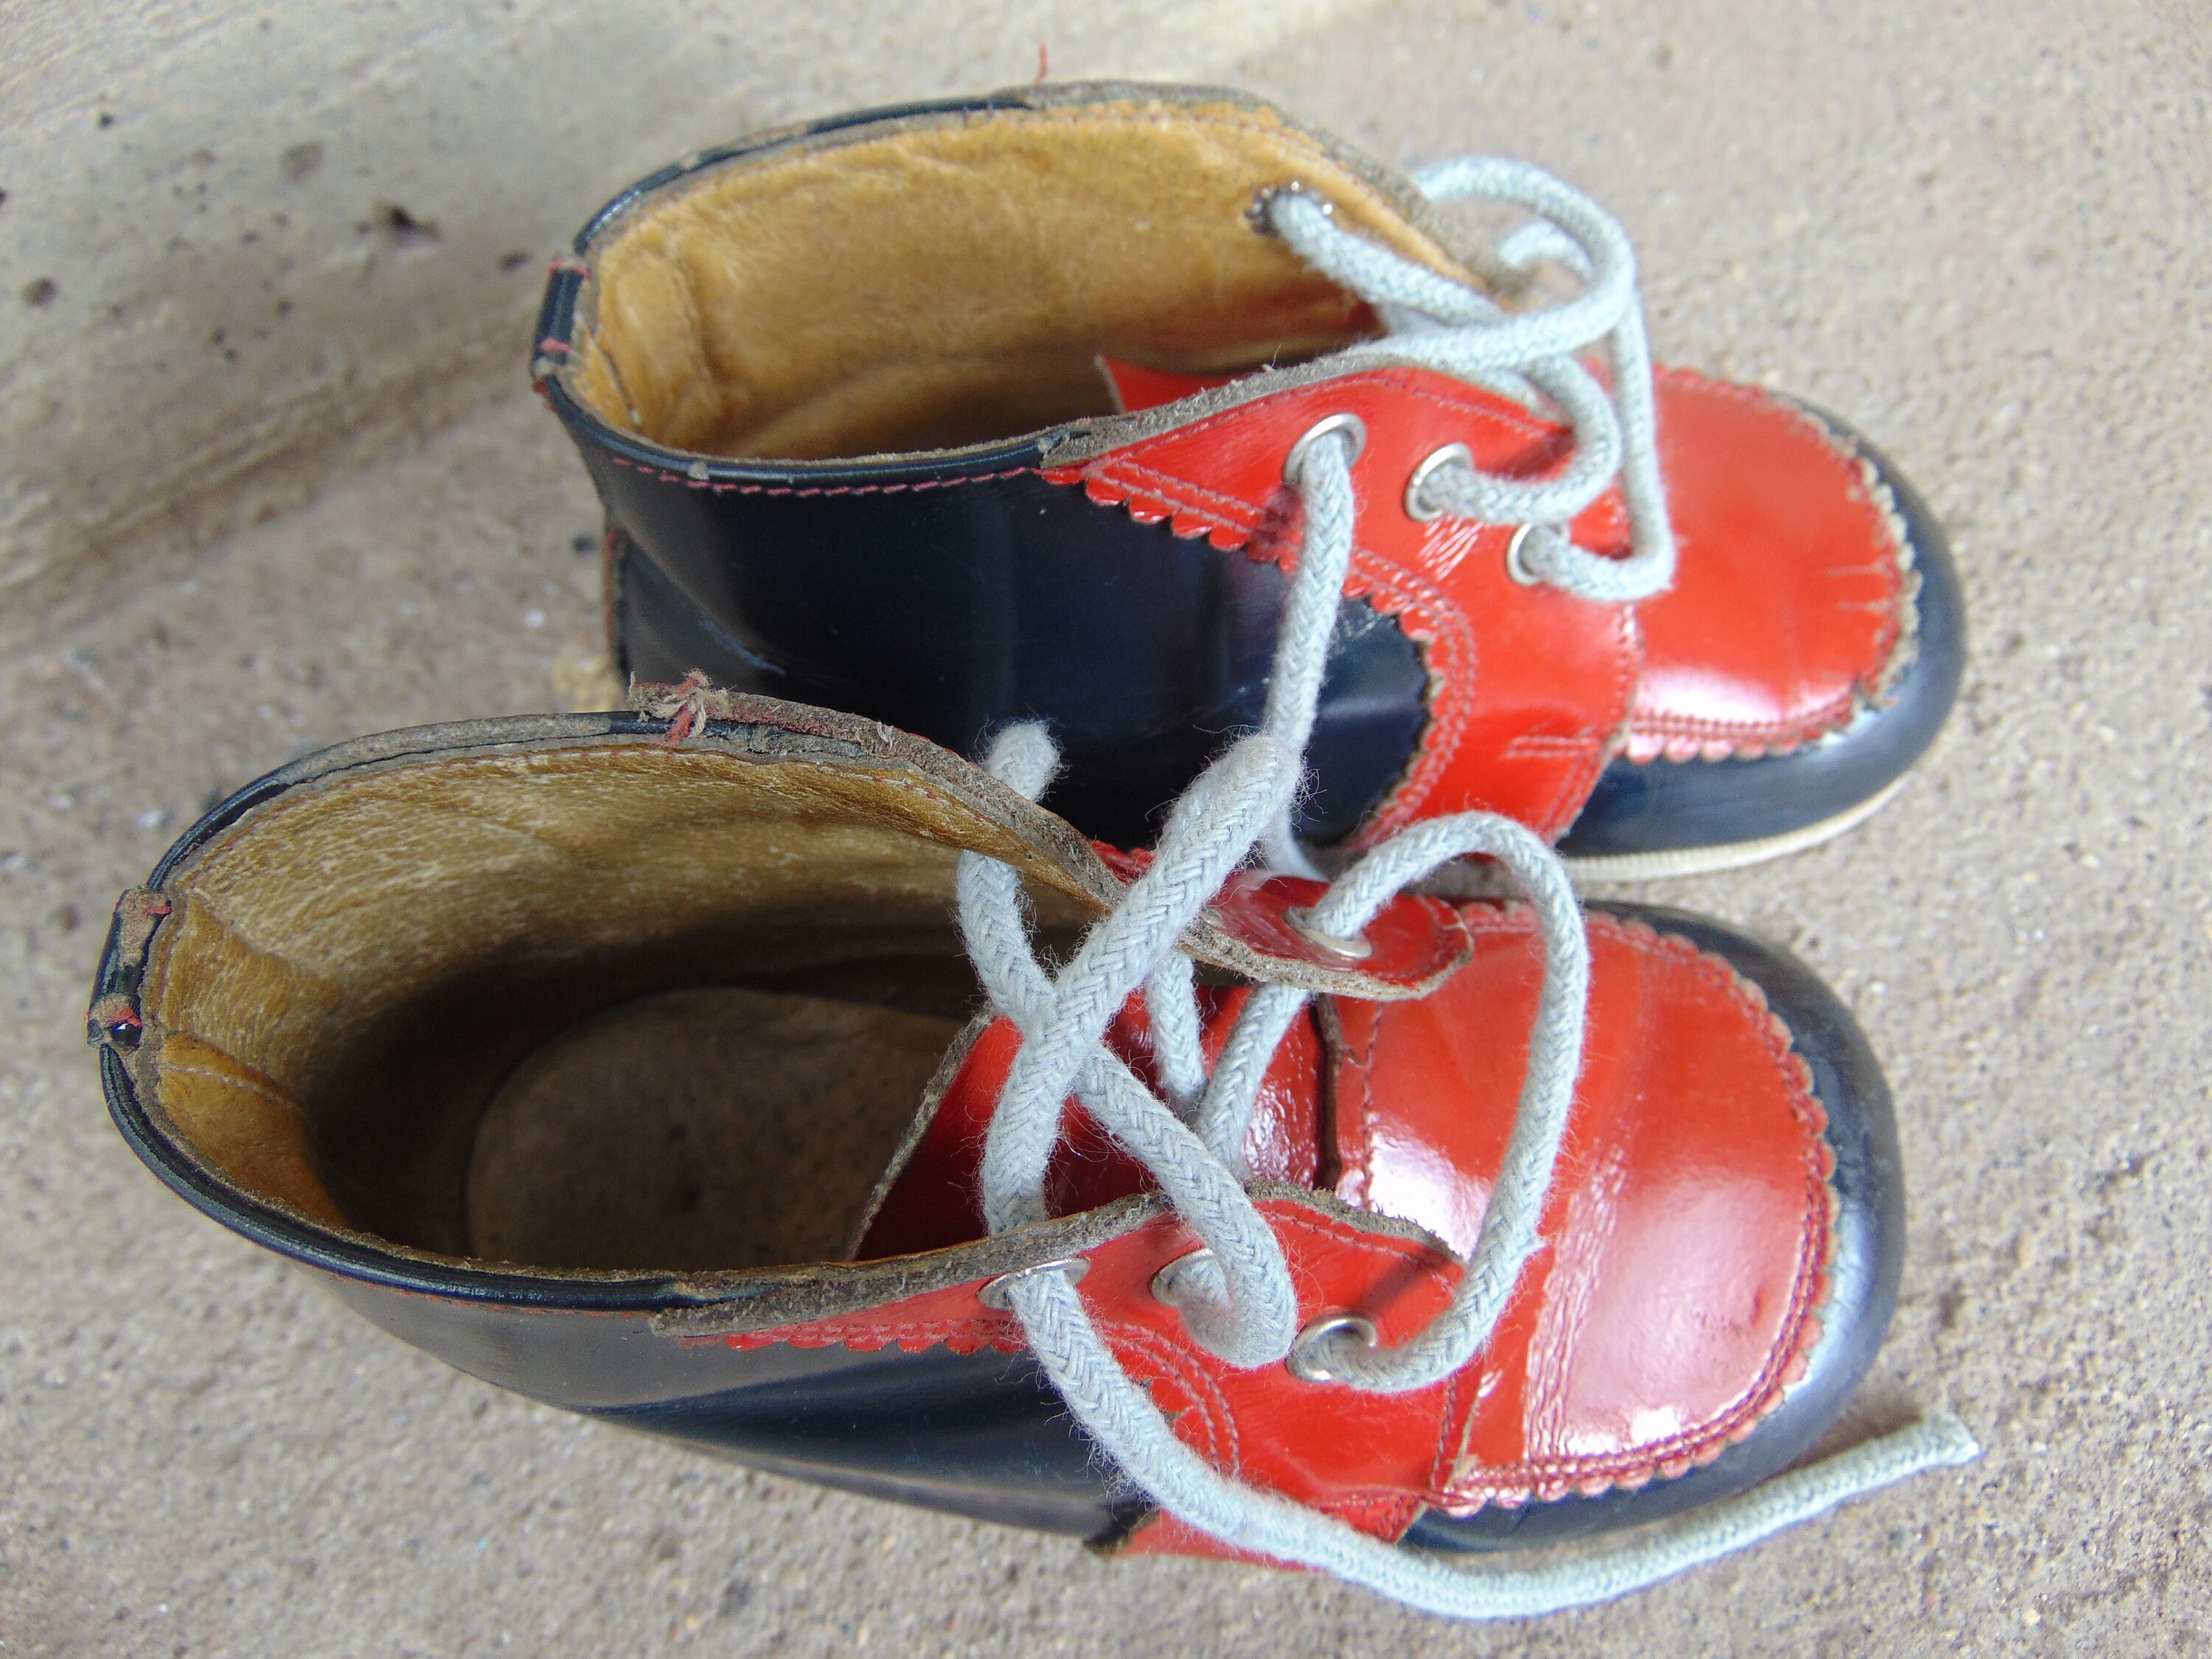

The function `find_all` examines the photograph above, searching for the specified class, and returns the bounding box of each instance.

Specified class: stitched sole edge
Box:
[1560,776,1909,884]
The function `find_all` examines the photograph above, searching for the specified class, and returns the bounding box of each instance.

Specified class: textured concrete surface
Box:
[4,0,2208,1652]
[0,0,1355,653]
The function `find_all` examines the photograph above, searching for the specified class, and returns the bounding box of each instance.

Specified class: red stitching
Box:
[1430,1365,1467,1501]
[1626,686,1860,748]
[1097,1318,1241,1472]
[1262,1202,1455,1276]
[731,1315,1018,1353]
[695,918,1828,1510]
[1095,456,1268,529]
[1621,368,1907,758]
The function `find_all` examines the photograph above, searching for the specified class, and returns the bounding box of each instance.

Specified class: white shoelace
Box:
[954,395,1977,1614]
[1265,156,1677,605]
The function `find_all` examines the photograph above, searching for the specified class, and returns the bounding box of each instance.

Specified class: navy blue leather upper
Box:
[540,91,1959,860]
[97,781,1900,1554]
[582,428,1958,860]
[606,484,1429,850]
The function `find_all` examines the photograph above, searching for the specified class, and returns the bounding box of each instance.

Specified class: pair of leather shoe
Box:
[94,84,1972,1618]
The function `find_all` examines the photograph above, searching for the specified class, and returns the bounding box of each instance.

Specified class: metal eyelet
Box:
[1284,905,1374,961]
[1247,179,1335,233]
[1286,1312,1380,1382]
[1504,523,1544,587]
[1402,442,1473,524]
[1283,413,1367,487]
[976,1255,1089,1311]
[1150,1247,1215,1307]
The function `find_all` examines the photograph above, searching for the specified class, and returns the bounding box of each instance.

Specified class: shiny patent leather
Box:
[575,372,1960,857]
[1411,906,1902,1549]
[94,713,1899,1551]
[851,902,1890,1554]
[1559,425,1964,855]
[538,94,1963,859]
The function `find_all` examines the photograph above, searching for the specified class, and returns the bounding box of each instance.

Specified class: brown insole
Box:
[465,987,959,1273]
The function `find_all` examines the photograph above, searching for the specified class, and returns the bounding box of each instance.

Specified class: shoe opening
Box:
[126,735,1100,1273]
[561,90,1478,462]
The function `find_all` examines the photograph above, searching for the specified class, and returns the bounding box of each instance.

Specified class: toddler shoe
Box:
[92,689,1970,1617]
[532,81,1964,875]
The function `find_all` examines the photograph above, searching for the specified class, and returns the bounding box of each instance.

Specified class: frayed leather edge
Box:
[653,1196,1165,1343]
[626,681,1441,1000]
[675,1181,1465,1352]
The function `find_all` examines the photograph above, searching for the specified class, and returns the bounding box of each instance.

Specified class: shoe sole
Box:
[1560,776,1908,884]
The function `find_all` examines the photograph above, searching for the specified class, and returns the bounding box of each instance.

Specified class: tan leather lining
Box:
[151,1031,347,1229]
[568,92,1478,460]
[136,740,1102,1259]
[129,707,1448,1273]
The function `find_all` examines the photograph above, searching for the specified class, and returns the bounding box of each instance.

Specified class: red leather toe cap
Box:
[1340,908,1832,1509]
[1626,370,1913,762]
[854,902,1836,1528]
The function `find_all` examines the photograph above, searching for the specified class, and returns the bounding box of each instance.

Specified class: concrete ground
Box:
[4,0,2207,1652]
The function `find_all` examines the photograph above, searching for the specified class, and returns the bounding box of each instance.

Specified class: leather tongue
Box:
[1096,355,1238,414]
